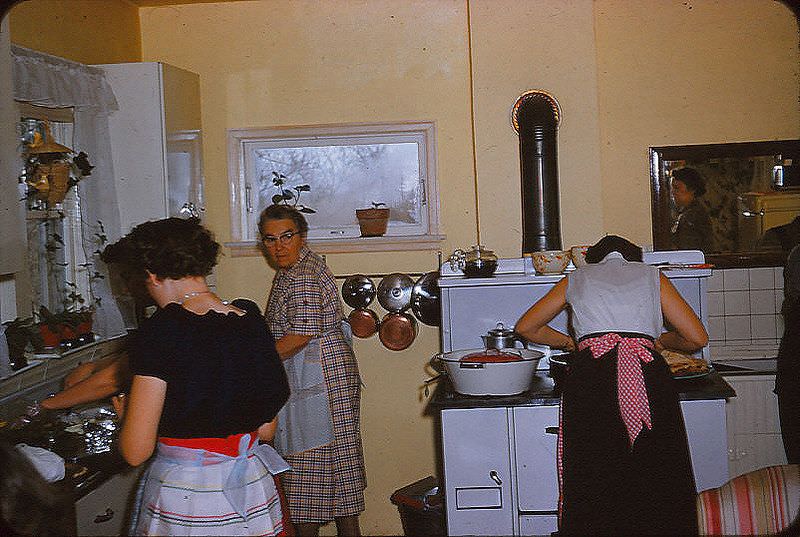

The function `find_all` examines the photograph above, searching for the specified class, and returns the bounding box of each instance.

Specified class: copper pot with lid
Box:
[379,311,418,351]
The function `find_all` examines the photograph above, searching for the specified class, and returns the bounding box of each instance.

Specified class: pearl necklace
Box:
[178,291,213,304]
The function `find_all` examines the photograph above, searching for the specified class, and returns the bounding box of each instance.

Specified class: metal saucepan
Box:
[347,307,380,338]
[377,273,414,312]
[379,311,418,351]
[341,274,376,309]
[411,271,441,326]
[482,322,520,349]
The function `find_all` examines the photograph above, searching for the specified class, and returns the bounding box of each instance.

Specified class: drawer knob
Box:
[94,508,114,524]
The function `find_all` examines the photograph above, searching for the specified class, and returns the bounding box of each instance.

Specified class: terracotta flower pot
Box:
[38,324,62,348]
[355,207,390,237]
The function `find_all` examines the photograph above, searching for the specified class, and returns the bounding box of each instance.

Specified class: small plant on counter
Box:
[269,171,316,214]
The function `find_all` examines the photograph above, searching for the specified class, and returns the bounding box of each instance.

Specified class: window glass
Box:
[229,122,440,244]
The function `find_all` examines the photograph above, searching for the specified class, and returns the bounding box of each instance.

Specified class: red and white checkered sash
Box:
[578,332,655,447]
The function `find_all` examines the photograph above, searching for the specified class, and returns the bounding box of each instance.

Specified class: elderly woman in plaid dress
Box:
[259,205,366,537]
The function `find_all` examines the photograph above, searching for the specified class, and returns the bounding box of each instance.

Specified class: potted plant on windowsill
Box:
[356,202,390,237]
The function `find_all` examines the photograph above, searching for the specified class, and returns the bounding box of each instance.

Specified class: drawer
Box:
[519,513,558,536]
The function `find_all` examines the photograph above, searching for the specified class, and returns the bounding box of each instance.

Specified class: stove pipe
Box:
[514,91,562,254]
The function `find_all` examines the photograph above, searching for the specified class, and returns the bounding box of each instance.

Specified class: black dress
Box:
[672,199,714,252]
[559,342,698,536]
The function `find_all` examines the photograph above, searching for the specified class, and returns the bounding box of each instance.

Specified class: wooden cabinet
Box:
[74,466,142,536]
[724,374,787,478]
[95,62,204,234]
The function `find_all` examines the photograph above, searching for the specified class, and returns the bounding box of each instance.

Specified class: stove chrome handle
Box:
[489,470,502,486]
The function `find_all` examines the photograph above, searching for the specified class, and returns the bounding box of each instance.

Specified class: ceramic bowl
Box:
[570,245,591,268]
[530,250,571,275]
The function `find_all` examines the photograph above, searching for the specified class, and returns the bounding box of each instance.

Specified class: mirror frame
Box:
[650,139,800,268]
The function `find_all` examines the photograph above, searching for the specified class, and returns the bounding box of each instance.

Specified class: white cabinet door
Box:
[512,405,559,513]
[442,407,514,536]
[680,399,729,492]
[75,466,142,536]
[725,375,787,478]
[96,62,203,234]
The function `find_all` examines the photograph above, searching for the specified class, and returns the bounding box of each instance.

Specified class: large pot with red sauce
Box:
[432,348,543,396]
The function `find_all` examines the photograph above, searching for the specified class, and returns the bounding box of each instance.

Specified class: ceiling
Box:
[127,0,245,6]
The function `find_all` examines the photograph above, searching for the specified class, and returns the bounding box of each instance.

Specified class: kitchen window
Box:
[226,121,443,254]
[18,106,94,316]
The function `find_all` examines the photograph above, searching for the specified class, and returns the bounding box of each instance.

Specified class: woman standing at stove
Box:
[516,235,707,536]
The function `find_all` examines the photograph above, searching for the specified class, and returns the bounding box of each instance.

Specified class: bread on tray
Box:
[660,349,710,376]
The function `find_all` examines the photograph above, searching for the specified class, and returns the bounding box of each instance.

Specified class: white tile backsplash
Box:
[750,289,777,315]
[706,291,724,316]
[723,269,750,290]
[708,267,784,354]
[707,270,724,292]
[749,267,775,290]
[723,290,750,315]
[751,314,778,340]
[725,315,751,341]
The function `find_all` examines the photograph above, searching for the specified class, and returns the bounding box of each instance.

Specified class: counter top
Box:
[427,370,735,411]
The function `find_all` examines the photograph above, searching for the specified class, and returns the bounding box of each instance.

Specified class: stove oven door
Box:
[513,405,560,535]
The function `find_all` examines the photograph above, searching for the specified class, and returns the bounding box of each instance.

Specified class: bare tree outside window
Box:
[228,122,441,247]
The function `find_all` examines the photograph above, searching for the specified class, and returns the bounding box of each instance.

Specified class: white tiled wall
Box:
[707,267,785,351]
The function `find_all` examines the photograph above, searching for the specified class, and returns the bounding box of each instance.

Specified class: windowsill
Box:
[225,234,447,256]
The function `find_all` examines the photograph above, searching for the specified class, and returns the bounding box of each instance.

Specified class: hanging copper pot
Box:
[379,311,418,351]
[347,307,380,338]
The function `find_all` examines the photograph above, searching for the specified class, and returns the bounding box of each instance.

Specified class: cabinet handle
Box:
[93,508,114,524]
[545,426,559,435]
[489,470,502,485]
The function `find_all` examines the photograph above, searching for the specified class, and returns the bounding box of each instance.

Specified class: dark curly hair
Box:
[672,167,706,197]
[585,235,643,263]
[101,217,220,280]
[258,205,309,237]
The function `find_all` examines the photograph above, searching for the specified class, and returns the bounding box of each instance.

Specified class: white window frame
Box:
[226,121,443,254]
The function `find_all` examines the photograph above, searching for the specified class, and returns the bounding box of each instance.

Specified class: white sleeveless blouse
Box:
[566,252,662,339]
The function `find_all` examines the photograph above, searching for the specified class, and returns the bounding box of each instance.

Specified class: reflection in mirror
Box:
[650,140,800,268]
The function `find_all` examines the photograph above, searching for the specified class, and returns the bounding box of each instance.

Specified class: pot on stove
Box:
[481,322,519,349]
[432,347,544,396]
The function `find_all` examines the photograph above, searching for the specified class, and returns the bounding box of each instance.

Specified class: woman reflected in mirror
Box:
[670,167,715,252]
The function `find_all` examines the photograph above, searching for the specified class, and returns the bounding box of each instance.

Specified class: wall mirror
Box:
[650,139,800,268]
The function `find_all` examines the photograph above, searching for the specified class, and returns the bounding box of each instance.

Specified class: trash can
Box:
[390,475,445,536]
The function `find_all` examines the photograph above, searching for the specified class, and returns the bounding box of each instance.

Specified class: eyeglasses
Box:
[262,230,300,246]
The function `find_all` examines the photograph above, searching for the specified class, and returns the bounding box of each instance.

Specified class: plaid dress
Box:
[266,247,366,523]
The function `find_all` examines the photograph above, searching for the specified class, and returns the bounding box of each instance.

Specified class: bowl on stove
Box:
[530,250,571,275]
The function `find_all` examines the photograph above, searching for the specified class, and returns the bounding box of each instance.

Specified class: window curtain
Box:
[11,45,125,339]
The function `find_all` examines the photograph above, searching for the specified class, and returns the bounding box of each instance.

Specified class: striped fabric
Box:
[132,443,291,536]
[267,247,366,524]
[697,464,800,535]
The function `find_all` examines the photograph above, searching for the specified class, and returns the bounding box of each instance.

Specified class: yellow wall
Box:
[7,1,799,535]
[9,0,141,64]
[595,0,800,246]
